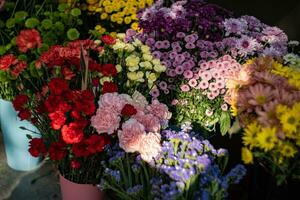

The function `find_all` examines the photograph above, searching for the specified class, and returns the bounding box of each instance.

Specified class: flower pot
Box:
[0,99,42,171]
[59,174,104,200]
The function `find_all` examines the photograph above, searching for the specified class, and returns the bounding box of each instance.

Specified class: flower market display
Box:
[0,0,300,199]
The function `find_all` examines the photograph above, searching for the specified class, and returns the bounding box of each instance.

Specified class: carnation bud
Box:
[121,104,137,117]
[70,160,81,169]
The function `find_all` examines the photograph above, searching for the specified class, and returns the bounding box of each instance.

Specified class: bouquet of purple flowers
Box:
[100,128,246,200]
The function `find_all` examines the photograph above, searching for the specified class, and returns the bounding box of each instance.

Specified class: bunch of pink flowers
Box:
[179,55,242,101]
[91,91,171,162]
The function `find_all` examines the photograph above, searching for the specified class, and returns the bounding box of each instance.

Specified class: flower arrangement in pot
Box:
[10,32,170,198]
[0,2,85,171]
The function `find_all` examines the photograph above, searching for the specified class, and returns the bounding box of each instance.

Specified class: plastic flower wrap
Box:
[0,2,84,100]
[95,34,166,94]
[84,0,154,35]
[225,56,300,185]
[100,128,246,200]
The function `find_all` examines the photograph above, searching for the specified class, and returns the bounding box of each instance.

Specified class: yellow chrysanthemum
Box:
[280,142,297,158]
[257,127,278,152]
[100,12,108,20]
[230,105,238,117]
[241,147,253,164]
[242,122,261,149]
[272,62,300,89]
[279,109,299,136]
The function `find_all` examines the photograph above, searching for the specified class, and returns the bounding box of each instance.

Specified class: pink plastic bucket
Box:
[59,174,104,200]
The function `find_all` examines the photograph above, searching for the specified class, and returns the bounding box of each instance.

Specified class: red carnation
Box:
[28,138,47,157]
[49,141,67,161]
[0,54,17,70]
[72,142,91,157]
[48,78,69,95]
[11,61,27,77]
[18,108,31,120]
[88,59,102,72]
[62,67,75,80]
[61,123,84,144]
[49,111,66,130]
[85,134,110,154]
[70,160,81,169]
[92,78,99,87]
[12,94,29,111]
[100,64,117,77]
[16,29,42,53]
[101,35,116,45]
[44,95,64,113]
[121,104,137,117]
[102,81,118,94]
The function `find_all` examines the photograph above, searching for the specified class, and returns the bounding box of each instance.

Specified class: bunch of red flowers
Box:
[0,54,27,77]
[15,77,110,168]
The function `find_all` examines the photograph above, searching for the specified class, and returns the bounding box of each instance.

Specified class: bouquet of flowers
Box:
[10,32,169,184]
[225,56,300,185]
[0,2,84,100]
[11,38,109,183]
[84,0,154,36]
[124,0,291,136]
[100,128,246,200]
[125,0,234,133]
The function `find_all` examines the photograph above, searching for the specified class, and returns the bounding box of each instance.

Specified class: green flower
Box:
[71,8,81,17]
[6,18,15,29]
[25,18,40,28]
[41,19,52,29]
[67,28,80,40]
[14,11,28,23]
[54,21,65,33]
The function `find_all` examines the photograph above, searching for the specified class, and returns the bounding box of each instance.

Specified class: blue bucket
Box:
[0,99,42,171]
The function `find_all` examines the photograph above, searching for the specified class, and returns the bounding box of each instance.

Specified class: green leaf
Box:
[25,18,40,28]
[70,8,81,17]
[5,44,12,50]
[14,11,28,22]
[0,20,5,28]
[67,28,80,40]
[29,61,40,78]
[10,37,17,45]
[220,111,231,136]
[18,54,28,61]
[26,134,33,140]
[0,46,6,56]
[41,19,52,29]
[0,71,9,82]
[37,43,49,54]
[6,18,15,29]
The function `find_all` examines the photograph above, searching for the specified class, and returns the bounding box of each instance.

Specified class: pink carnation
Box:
[147,100,171,120]
[98,92,126,113]
[118,119,145,153]
[134,113,161,132]
[91,108,120,134]
[139,132,162,163]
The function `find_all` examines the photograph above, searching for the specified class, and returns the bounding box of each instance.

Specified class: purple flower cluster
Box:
[138,0,231,41]
[156,129,228,184]
[152,128,246,199]
[222,16,288,57]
